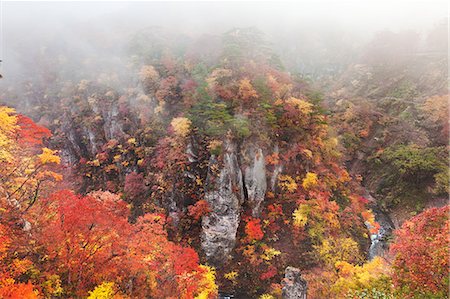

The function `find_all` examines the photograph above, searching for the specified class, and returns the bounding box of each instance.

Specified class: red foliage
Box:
[38,190,130,294]
[214,85,235,101]
[390,205,449,296]
[153,137,187,170]
[173,247,200,275]
[33,190,213,298]
[16,115,51,146]
[181,79,198,93]
[260,265,277,280]
[188,200,211,221]
[265,204,283,234]
[245,217,264,242]
[124,172,148,203]
[156,76,179,103]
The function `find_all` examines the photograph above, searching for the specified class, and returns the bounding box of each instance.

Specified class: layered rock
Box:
[201,140,244,265]
[241,144,267,217]
[270,144,283,192]
[282,267,307,299]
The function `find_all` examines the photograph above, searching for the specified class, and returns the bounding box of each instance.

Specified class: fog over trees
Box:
[0,1,448,298]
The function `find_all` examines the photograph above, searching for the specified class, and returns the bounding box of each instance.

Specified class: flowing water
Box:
[366,201,395,259]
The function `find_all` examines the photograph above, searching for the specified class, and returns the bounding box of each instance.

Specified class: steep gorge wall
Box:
[201,139,272,265]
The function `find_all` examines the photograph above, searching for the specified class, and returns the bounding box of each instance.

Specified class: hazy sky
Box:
[3,1,448,37]
[0,1,447,82]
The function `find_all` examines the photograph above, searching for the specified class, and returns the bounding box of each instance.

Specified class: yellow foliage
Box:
[274,98,284,106]
[36,170,63,182]
[315,237,361,267]
[42,274,64,297]
[139,65,160,83]
[292,204,309,227]
[207,140,223,154]
[302,149,313,159]
[87,282,115,299]
[238,78,258,101]
[78,79,89,91]
[171,117,192,138]
[11,258,33,275]
[422,94,448,123]
[0,106,18,135]
[278,175,298,193]
[332,257,391,296]
[322,137,341,160]
[194,265,218,299]
[259,294,275,299]
[261,247,281,261]
[127,138,136,146]
[302,172,318,190]
[38,148,61,165]
[286,97,313,114]
[137,94,151,103]
[339,169,351,183]
[224,271,239,282]
[0,106,18,161]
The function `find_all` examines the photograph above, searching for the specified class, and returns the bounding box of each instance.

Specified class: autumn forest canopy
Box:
[0,2,448,299]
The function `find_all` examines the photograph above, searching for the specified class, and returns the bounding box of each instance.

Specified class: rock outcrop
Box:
[282,267,307,299]
[270,144,283,192]
[241,144,267,217]
[201,140,244,265]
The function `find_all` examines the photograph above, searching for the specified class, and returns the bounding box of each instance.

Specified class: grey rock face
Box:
[282,267,307,299]
[242,145,267,217]
[84,127,99,155]
[102,103,124,141]
[201,140,244,265]
[270,144,283,192]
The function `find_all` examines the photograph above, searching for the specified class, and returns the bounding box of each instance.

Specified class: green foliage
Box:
[370,144,448,208]
[230,116,251,138]
[433,170,449,195]
[221,27,272,66]
[346,288,394,299]
[189,99,233,137]
[188,92,251,139]
[253,77,272,102]
[128,28,166,65]
[341,132,361,153]
[387,80,417,99]
[381,145,445,178]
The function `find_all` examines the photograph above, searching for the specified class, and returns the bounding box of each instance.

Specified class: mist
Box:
[0,2,448,297]
[1,1,447,90]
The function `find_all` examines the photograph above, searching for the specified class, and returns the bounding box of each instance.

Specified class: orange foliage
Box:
[188,200,211,221]
[245,217,264,242]
[33,190,217,298]
[238,78,258,101]
[0,281,38,299]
